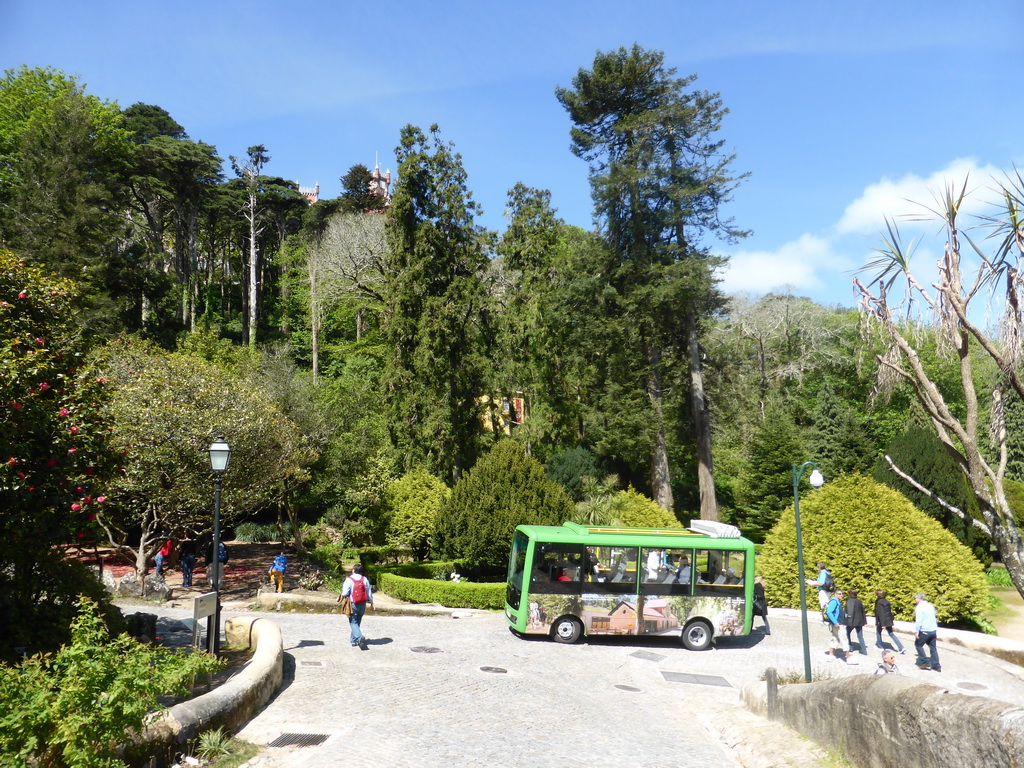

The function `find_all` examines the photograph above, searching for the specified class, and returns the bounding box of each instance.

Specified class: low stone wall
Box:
[127,616,283,766]
[742,674,1024,768]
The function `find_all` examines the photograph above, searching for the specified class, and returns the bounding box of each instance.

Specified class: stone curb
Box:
[253,588,476,617]
[130,617,283,765]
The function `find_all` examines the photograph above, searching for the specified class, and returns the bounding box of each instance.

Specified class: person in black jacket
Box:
[752,575,770,635]
[844,589,868,655]
[874,589,906,653]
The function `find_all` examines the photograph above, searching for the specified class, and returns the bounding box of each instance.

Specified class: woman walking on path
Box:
[753,575,770,635]
[844,589,868,655]
[341,564,374,650]
[874,590,905,653]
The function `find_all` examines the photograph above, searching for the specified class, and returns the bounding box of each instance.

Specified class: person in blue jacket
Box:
[824,589,855,664]
[268,550,288,593]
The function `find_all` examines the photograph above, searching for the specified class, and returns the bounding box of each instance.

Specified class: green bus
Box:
[504,520,755,650]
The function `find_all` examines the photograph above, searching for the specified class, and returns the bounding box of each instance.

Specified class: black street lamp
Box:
[793,461,825,682]
[207,436,231,654]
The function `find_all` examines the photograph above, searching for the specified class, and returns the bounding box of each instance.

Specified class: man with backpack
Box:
[824,588,856,664]
[340,564,374,650]
[805,562,834,611]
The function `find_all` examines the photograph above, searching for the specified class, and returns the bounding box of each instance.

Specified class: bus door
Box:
[694,547,748,636]
[637,547,695,636]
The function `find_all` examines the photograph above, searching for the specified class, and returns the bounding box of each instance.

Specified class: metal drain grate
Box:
[630,650,667,662]
[660,671,732,687]
[268,733,330,748]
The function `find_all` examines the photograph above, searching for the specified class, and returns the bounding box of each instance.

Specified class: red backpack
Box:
[350,575,368,603]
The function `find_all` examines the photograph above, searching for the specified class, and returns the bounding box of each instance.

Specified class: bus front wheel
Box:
[681,620,713,651]
[551,616,583,644]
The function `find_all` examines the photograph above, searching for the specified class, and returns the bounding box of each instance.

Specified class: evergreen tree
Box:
[556,44,748,518]
[807,381,874,479]
[733,404,803,540]
[434,440,572,568]
[874,419,990,564]
[383,124,491,483]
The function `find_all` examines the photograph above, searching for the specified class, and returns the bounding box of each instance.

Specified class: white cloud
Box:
[835,158,1008,236]
[719,234,845,295]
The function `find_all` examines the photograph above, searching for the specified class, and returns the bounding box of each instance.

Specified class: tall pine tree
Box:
[383,125,490,483]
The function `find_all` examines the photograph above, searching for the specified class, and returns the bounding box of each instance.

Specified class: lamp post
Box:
[207,436,231,655]
[793,461,825,682]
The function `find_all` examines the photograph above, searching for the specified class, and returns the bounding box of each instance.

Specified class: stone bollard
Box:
[765,667,779,720]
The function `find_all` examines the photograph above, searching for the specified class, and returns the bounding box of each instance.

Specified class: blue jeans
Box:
[348,602,367,645]
[876,625,905,652]
[154,553,166,575]
[180,555,195,587]
[846,625,867,654]
[915,631,940,670]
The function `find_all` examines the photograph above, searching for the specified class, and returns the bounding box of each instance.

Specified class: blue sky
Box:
[2,1,1022,308]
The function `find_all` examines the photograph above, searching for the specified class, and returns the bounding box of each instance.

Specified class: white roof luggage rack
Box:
[688,520,742,539]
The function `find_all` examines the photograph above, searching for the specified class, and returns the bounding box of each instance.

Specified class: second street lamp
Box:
[793,461,825,683]
[207,436,231,655]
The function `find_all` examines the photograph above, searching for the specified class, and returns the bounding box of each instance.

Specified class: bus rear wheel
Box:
[551,616,583,644]
[681,620,713,651]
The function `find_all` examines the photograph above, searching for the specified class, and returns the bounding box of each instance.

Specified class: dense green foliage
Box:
[616,487,684,528]
[758,474,987,622]
[434,440,573,567]
[383,124,490,483]
[385,468,450,560]
[0,598,220,768]
[545,447,602,502]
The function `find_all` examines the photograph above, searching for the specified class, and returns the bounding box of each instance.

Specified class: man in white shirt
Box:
[913,592,941,672]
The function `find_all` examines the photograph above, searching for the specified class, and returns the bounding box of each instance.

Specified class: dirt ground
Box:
[68,541,336,601]
[988,586,1024,641]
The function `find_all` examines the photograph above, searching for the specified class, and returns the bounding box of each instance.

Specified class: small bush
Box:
[385,469,450,560]
[234,521,294,543]
[377,573,505,610]
[616,487,683,528]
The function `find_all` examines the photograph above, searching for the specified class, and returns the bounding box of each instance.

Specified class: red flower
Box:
[76,532,85,538]
[96,496,107,503]
[88,513,97,521]
[6,457,16,466]
[71,503,82,512]
[47,459,57,466]
[17,292,26,299]
[69,426,79,435]
[39,382,50,391]
[67,448,77,454]
[85,467,95,475]
[83,496,92,504]
[35,338,44,345]
[59,408,69,417]
[12,403,21,410]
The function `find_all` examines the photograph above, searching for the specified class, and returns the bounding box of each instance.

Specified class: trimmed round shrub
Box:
[758,473,987,623]
[434,440,573,568]
[616,487,683,528]
[385,469,450,560]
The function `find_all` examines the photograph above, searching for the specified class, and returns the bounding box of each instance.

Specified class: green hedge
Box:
[377,573,505,610]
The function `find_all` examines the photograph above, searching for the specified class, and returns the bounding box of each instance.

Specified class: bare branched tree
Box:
[854,173,1024,599]
[304,211,388,378]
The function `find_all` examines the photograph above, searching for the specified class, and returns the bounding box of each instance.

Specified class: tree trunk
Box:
[688,315,719,521]
[645,338,674,512]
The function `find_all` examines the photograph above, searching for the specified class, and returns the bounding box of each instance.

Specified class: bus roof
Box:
[515,520,753,547]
